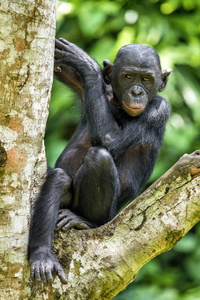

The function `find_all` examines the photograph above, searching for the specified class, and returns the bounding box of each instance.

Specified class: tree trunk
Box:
[0,0,56,298]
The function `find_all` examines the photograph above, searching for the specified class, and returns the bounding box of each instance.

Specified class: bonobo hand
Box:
[29,249,67,284]
[54,38,101,78]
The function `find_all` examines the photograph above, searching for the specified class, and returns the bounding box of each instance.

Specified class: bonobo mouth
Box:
[122,101,145,117]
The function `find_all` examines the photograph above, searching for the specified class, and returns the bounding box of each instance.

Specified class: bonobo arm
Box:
[54,39,122,149]
[54,65,83,99]
[28,168,71,283]
[54,63,113,102]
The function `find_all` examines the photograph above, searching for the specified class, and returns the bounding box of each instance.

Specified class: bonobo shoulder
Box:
[145,95,171,127]
[150,95,170,116]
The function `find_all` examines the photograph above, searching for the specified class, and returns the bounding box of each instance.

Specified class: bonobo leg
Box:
[28,168,72,283]
[73,147,120,226]
[56,209,93,231]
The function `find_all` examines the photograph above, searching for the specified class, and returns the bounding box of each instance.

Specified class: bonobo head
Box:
[103,44,171,116]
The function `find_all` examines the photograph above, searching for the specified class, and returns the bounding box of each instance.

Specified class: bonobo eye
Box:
[142,77,150,81]
[125,74,133,79]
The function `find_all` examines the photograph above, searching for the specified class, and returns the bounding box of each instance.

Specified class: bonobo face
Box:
[103,44,171,117]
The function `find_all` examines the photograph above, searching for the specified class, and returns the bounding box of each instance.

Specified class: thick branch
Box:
[31,151,200,300]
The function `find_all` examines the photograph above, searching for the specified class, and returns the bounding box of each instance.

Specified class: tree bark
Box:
[0,0,56,298]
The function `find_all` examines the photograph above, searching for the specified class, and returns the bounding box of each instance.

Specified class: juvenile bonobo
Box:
[28,38,171,284]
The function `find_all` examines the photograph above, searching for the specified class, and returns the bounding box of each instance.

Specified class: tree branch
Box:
[31,151,200,299]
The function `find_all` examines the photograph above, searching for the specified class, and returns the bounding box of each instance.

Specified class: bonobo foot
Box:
[29,249,67,284]
[56,209,94,231]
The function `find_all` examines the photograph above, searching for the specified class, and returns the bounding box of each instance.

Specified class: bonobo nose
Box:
[131,86,143,96]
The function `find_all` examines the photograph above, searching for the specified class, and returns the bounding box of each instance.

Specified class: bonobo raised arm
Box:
[28,38,171,284]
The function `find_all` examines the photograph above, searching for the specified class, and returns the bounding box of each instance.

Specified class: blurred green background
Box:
[46,0,200,299]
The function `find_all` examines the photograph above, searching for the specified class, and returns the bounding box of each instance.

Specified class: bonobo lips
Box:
[122,101,145,117]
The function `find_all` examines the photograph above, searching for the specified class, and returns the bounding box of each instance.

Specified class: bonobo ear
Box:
[159,68,172,92]
[103,59,113,85]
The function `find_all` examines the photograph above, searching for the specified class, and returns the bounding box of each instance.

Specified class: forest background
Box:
[45,0,200,299]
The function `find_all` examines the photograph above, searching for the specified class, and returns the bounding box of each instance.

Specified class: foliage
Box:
[45,0,200,298]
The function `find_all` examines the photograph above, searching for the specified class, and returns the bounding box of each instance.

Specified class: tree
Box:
[0,0,56,298]
[0,1,200,299]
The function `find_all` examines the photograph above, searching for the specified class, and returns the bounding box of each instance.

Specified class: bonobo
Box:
[28,38,171,283]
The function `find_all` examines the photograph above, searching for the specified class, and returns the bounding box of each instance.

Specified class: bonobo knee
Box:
[85,147,112,166]
[48,168,72,188]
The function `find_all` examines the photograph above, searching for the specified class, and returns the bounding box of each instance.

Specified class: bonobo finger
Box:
[57,209,71,221]
[54,66,62,73]
[46,268,53,283]
[63,222,91,231]
[56,267,68,284]
[57,217,71,230]
[56,38,84,58]
[54,48,64,58]
[54,59,66,72]
[30,266,36,281]
[40,266,47,284]
[55,38,63,49]
[71,221,93,230]
[58,38,71,46]
[34,266,42,282]
[55,39,69,51]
